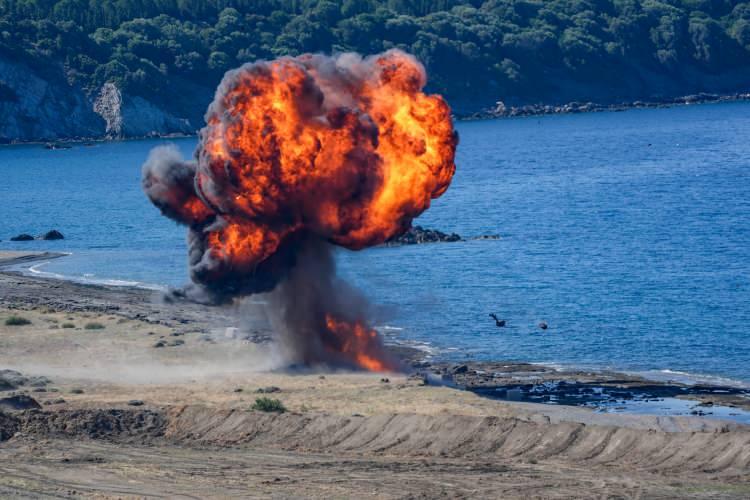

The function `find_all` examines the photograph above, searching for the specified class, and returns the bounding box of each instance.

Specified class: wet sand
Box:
[1,251,750,498]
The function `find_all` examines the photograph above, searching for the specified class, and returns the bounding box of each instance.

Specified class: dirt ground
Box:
[1,252,750,498]
[3,437,749,499]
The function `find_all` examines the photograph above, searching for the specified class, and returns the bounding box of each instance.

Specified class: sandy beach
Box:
[1,252,749,498]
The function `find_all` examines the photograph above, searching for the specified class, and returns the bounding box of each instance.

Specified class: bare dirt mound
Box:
[5,407,747,474]
[1,409,166,443]
[163,407,750,473]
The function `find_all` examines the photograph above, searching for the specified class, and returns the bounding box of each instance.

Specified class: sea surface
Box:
[2,102,749,383]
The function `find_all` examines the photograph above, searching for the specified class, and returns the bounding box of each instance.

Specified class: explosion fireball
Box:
[143,49,457,371]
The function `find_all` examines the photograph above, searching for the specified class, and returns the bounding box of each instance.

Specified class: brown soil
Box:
[1,252,749,498]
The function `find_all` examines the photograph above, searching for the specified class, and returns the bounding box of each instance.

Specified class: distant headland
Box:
[2,0,750,143]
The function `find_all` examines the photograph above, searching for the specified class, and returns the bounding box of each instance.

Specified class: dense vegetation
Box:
[2,0,750,112]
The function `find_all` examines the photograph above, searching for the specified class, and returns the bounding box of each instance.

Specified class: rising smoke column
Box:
[143,50,457,371]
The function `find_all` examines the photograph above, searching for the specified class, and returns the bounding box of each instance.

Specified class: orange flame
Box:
[143,50,457,371]
[325,315,397,372]
[194,50,457,270]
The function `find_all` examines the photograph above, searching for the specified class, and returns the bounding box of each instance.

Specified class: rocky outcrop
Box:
[40,230,64,240]
[10,234,34,241]
[8,230,64,241]
[93,83,193,138]
[0,55,105,143]
[0,395,41,412]
[93,82,123,136]
[119,95,194,137]
[470,92,750,120]
[0,370,50,391]
[386,226,462,246]
[0,55,199,143]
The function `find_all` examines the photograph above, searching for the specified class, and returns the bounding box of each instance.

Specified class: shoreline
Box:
[0,251,67,269]
[2,251,749,393]
[1,257,748,419]
[462,91,750,120]
[2,94,749,146]
[0,131,195,147]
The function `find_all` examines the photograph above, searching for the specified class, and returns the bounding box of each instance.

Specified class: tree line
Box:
[2,0,749,111]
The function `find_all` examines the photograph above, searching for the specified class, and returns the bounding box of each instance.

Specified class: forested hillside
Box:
[1,0,750,141]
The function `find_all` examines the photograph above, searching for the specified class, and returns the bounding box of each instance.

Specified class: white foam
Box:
[25,260,167,291]
[643,369,750,389]
[517,362,750,388]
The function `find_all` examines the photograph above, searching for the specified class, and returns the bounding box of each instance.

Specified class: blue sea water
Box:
[2,102,749,383]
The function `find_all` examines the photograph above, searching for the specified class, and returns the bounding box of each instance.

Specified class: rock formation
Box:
[0,55,200,143]
[10,234,34,241]
[40,230,64,240]
[0,55,104,143]
[386,226,462,246]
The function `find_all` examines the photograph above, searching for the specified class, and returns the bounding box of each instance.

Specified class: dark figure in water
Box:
[489,313,506,327]
[538,321,548,330]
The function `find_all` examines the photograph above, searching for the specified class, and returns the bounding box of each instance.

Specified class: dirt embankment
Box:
[1,406,748,475]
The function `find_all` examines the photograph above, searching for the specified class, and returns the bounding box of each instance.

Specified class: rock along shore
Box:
[462,92,750,120]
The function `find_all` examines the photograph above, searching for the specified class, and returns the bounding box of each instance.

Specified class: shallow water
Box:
[2,102,749,382]
[593,397,750,425]
[474,379,750,425]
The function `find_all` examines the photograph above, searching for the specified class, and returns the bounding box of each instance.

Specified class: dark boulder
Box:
[0,370,48,391]
[0,370,40,391]
[0,394,42,411]
[0,370,24,391]
[41,230,64,240]
[10,234,34,241]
